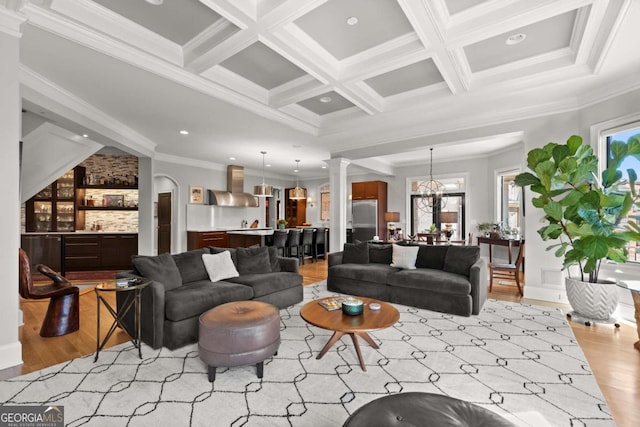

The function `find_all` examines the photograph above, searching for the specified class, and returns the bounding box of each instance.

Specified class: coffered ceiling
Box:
[10,0,640,177]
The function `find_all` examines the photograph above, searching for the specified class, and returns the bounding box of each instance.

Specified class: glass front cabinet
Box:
[25,169,77,232]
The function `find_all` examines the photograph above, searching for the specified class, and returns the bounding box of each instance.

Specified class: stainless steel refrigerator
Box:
[352,200,378,242]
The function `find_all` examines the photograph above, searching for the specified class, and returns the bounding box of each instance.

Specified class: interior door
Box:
[157,192,172,254]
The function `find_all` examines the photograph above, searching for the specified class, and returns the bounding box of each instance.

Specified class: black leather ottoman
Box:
[343,392,516,427]
[198,301,280,382]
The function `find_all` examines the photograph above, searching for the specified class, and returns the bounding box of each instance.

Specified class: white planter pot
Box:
[565,277,619,324]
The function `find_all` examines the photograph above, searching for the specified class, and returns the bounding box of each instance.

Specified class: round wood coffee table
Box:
[300,296,399,371]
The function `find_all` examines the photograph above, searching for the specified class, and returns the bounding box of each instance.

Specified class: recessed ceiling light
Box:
[321,166,327,169]
[82,134,89,138]
[145,0,163,5]
[179,130,189,135]
[346,16,358,26]
[229,156,236,160]
[506,33,526,45]
[319,96,332,103]
[294,169,299,173]
[266,164,271,167]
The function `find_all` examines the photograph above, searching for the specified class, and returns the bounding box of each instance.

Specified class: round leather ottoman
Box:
[343,392,516,427]
[198,301,280,382]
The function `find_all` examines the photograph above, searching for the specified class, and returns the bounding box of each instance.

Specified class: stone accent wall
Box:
[79,154,138,186]
[84,211,138,232]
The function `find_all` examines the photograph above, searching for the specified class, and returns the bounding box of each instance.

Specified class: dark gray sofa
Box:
[328,243,486,316]
[117,246,303,350]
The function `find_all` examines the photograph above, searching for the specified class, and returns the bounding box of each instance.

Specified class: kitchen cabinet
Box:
[187,231,228,250]
[351,181,386,200]
[227,233,263,248]
[25,169,77,232]
[100,234,138,269]
[285,188,307,226]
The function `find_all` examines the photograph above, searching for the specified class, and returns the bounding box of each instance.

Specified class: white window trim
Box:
[494,166,522,225]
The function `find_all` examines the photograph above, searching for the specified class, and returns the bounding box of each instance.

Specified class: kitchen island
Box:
[187,228,274,250]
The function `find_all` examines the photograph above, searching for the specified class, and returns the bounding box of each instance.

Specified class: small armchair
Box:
[19,248,80,337]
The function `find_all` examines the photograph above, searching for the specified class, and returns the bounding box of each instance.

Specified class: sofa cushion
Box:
[172,248,210,283]
[415,245,449,270]
[202,251,240,282]
[236,246,272,274]
[387,269,471,295]
[268,246,281,272]
[343,241,369,264]
[369,244,393,264]
[329,263,399,283]
[391,244,419,269]
[164,280,253,322]
[132,252,182,291]
[443,246,480,277]
[210,246,238,267]
[225,272,302,298]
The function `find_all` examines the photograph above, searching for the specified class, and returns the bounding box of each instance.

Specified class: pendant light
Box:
[253,151,273,197]
[289,160,307,200]
[416,148,446,212]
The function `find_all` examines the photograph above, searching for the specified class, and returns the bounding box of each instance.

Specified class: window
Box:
[605,127,640,262]
[410,177,465,240]
[496,170,522,234]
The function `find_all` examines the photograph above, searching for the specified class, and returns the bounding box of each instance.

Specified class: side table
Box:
[94,280,150,362]
[616,280,640,351]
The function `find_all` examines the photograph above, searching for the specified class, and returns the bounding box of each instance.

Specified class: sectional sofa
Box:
[328,242,486,316]
[117,246,303,349]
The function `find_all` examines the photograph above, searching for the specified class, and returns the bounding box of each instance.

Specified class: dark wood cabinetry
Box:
[187,231,228,250]
[21,234,62,271]
[63,233,138,271]
[285,188,307,226]
[25,168,77,232]
[227,233,263,248]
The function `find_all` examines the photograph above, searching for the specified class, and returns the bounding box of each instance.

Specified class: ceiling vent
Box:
[208,165,259,207]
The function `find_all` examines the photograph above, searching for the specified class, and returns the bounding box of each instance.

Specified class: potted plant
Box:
[277,219,288,230]
[515,134,640,324]
[476,222,493,237]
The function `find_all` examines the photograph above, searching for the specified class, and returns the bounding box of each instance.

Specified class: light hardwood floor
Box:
[19,260,639,426]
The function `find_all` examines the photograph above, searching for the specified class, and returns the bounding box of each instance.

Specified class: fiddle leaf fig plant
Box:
[514,134,640,283]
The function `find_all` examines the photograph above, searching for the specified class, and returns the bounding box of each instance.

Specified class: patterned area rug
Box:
[1,282,612,426]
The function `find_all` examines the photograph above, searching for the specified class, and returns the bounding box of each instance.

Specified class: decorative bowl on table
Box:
[342,298,364,316]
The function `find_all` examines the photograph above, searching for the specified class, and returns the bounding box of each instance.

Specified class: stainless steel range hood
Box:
[208,165,259,207]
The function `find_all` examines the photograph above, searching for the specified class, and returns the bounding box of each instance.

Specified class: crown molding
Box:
[588,0,632,73]
[22,3,318,136]
[20,65,157,157]
[50,0,183,65]
[0,5,26,37]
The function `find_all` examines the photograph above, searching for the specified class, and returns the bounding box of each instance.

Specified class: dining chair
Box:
[19,248,80,337]
[488,240,525,296]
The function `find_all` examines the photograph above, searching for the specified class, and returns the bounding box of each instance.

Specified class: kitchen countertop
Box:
[187,227,274,232]
[226,229,274,236]
[22,231,138,235]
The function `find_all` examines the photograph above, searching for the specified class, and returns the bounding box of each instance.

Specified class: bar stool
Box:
[301,228,314,264]
[273,230,288,256]
[313,227,327,261]
[286,229,302,262]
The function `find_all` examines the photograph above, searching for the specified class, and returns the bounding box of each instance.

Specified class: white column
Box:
[326,158,350,253]
[137,157,155,255]
[0,7,26,374]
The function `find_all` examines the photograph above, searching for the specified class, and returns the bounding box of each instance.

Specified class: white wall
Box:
[1,28,24,374]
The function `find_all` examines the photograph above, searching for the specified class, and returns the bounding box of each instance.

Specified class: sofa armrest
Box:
[116,272,166,349]
[469,258,487,315]
[278,256,299,274]
[328,251,343,267]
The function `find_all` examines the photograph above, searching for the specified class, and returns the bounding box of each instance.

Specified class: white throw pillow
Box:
[202,251,239,282]
[390,244,419,269]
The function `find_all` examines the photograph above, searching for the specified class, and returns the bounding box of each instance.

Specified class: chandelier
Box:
[289,160,307,200]
[253,151,273,197]
[416,148,446,213]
